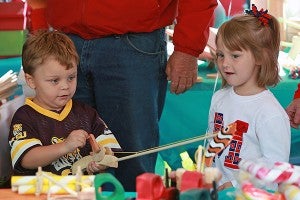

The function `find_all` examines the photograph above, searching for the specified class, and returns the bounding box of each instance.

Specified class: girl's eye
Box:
[232,54,240,59]
[216,52,224,59]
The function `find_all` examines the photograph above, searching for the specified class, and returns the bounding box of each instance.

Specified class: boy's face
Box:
[25,57,77,111]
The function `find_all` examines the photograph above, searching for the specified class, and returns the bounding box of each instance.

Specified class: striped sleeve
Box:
[95,128,122,151]
[9,138,42,167]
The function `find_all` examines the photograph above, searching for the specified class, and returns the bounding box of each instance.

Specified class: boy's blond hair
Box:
[22,30,79,75]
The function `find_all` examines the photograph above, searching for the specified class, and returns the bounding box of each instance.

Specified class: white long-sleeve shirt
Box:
[208,87,291,190]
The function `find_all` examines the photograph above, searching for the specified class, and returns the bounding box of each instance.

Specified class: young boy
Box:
[8,30,121,176]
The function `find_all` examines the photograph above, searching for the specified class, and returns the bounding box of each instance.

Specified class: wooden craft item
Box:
[0,70,18,100]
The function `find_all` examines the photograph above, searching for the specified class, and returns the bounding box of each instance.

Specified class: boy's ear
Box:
[25,73,36,89]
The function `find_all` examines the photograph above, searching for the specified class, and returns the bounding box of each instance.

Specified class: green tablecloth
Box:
[158,63,300,169]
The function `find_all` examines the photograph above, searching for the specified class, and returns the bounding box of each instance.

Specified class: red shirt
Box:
[34,0,217,57]
[294,83,300,99]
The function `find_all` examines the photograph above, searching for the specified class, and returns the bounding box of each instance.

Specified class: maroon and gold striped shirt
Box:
[9,98,121,176]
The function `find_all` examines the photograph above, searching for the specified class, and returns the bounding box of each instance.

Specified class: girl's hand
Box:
[64,129,89,152]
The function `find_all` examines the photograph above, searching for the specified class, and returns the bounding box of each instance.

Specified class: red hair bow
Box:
[245,4,272,26]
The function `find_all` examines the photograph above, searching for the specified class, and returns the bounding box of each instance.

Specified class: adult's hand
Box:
[166,51,198,94]
[286,98,300,129]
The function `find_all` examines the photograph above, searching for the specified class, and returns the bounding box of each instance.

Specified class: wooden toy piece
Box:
[171,168,221,190]
[73,133,118,175]
[180,171,205,192]
[88,134,101,153]
[203,167,222,188]
[206,73,219,79]
[288,35,300,60]
[136,173,179,200]
[0,70,18,99]
[172,168,185,190]
[136,173,165,200]
[195,145,205,173]
[162,187,180,200]
[238,181,285,200]
[11,167,96,196]
[136,169,222,199]
[94,173,125,200]
[117,134,217,162]
[180,188,211,200]
[196,76,203,82]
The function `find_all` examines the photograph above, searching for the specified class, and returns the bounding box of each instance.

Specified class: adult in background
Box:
[28,0,218,191]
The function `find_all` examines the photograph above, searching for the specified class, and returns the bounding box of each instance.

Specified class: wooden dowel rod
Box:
[117,133,216,162]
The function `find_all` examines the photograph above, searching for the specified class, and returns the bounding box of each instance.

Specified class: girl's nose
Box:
[222,57,231,69]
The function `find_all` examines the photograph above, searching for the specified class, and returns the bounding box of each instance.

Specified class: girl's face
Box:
[25,57,77,111]
[216,37,263,95]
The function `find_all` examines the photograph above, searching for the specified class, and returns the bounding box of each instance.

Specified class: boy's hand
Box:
[86,147,114,174]
[64,129,89,152]
[86,160,107,174]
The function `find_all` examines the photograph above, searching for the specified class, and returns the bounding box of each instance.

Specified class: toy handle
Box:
[94,173,125,200]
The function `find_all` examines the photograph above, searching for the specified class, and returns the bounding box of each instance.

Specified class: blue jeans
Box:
[68,28,168,191]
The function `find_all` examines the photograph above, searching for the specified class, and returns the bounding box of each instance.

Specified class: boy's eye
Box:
[50,79,59,84]
[232,54,239,59]
[68,75,76,81]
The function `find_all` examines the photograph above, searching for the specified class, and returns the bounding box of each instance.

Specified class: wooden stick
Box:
[88,134,100,153]
[0,70,14,83]
[196,145,204,172]
[117,133,216,162]
[43,172,78,196]
[200,148,206,173]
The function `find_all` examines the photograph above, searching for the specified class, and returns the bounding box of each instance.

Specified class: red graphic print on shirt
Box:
[224,120,249,169]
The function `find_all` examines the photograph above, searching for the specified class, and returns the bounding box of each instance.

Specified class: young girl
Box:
[8,30,121,176]
[207,5,291,191]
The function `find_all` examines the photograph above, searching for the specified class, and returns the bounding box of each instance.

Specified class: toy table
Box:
[0,189,46,200]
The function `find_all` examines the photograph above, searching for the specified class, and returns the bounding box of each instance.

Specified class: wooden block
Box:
[206,73,219,79]
[196,76,203,82]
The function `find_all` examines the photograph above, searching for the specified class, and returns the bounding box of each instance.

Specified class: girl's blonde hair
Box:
[22,30,79,75]
[216,12,281,88]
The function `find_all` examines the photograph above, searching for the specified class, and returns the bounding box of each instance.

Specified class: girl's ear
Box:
[255,55,263,66]
[255,60,262,66]
[25,73,36,89]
